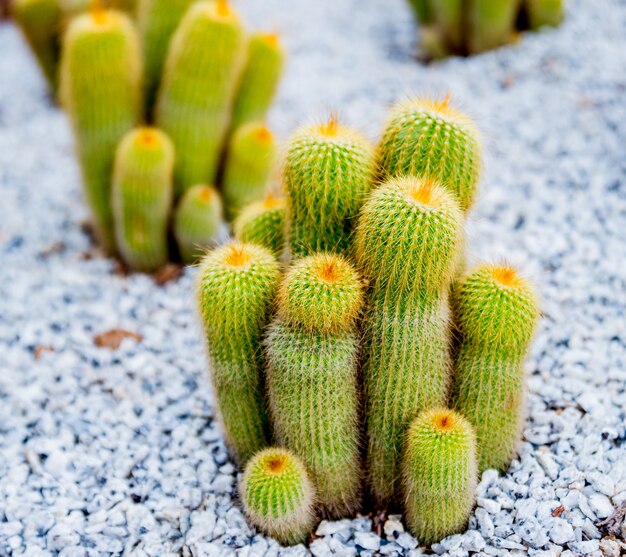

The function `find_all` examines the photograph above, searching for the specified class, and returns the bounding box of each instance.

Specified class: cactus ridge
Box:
[377,96,481,213]
[241,447,316,545]
[453,263,539,472]
[284,116,376,258]
[233,194,286,256]
[402,408,478,545]
[196,241,281,463]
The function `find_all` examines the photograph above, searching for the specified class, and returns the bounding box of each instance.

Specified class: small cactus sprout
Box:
[174,184,223,264]
[452,263,539,473]
[60,7,142,253]
[526,0,564,29]
[156,0,246,195]
[377,95,481,213]
[265,253,363,517]
[240,447,316,546]
[112,127,174,272]
[196,242,280,464]
[467,0,520,54]
[230,32,286,130]
[13,0,62,91]
[284,115,375,258]
[355,176,464,505]
[222,122,277,221]
[136,0,196,113]
[233,193,286,256]
[402,408,478,545]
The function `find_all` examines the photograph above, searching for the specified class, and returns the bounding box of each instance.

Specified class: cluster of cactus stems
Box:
[410,0,565,58]
[196,95,539,547]
[18,0,285,270]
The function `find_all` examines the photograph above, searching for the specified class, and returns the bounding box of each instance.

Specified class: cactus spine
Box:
[234,193,286,256]
[402,408,478,545]
[526,0,564,29]
[284,115,375,258]
[265,253,363,517]
[355,176,463,505]
[377,96,481,213]
[60,7,142,253]
[196,242,280,464]
[156,0,246,195]
[174,184,223,264]
[230,32,286,130]
[240,447,316,546]
[112,127,174,272]
[452,263,539,472]
[222,122,277,221]
[468,0,520,54]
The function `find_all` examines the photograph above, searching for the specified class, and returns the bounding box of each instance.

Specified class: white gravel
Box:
[1,0,626,555]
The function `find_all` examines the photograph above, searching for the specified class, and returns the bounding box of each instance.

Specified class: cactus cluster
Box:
[410,0,565,58]
[196,95,539,547]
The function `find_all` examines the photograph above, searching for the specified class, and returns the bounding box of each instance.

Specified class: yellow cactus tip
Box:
[314,256,343,284]
[216,0,231,17]
[225,244,252,268]
[407,178,437,207]
[490,264,524,289]
[254,126,273,144]
[138,128,158,147]
[263,453,288,474]
[90,0,107,24]
[262,192,284,210]
[261,32,280,47]
[198,186,215,203]
[319,112,339,137]
[431,409,459,432]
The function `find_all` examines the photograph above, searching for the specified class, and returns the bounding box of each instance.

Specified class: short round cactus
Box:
[240,447,316,546]
[233,194,286,256]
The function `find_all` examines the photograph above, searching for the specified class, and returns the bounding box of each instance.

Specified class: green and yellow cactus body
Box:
[526,0,564,29]
[234,194,286,256]
[453,264,539,472]
[468,0,520,54]
[196,242,280,464]
[112,127,174,272]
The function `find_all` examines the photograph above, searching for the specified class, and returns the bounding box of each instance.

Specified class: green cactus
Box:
[377,96,482,213]
[196,241,280,464]
[354,176,463,506]
[402,408,478,545]
[526,0,564,29]
[233,193,286,256]
[230,32,286,130]
[222,122,277,221]
[265,253,363,518]
[60,7,142,253]
[467,0,520,54]
[432,0,463,53]
[284,115,375,258]
[111,128,174,272]
[240,447,316,546]
[13,0,62,92]
[156,0,246,195]
[136,0,196,114]
[452,263,539,472]
[174,184,223,264]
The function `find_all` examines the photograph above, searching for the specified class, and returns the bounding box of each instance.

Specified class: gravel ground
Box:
[1,0,626,555]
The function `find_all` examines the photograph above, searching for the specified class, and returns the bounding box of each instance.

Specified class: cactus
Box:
[240,447,316,546]
[526,0,564,29]
[136,0,196,114]
[196,242,280,464]
[355,176,463,505]
[432,0,463,53]
[467,0,520,54]
[222,122,277,221]
[156,0,246,195]
[230,32,286,131]
[13,0,62,91]
[377,96,481,214]
[111,128,174,272]
[265,253,363,517]
[402,408,478,545]
[174,184,223,264]
[233,193,286,256]
[284,115,375,258]
[452,263,539,472]
[60,7,142,253]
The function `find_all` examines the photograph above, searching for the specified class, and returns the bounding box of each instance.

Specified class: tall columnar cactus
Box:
[230,32,286,130]
[377,96,481,214]
[526,0,564,29]
[174,184,223,264]
[452,263,539,472]
[355,176,463,506]
[136,0,196,113]
[222,122,277,221]
[156,0,246,195]
[432,0,463,53]
[196,242,280,464]
[60,7,142,253]
[240,447,317,546]
[265,253,363,517]
[468,0,520,54]
[234,193,286,256]
[112,127,174,272]
[13,0,62,91]
[402,408,478,545]
[284,115,375,258]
